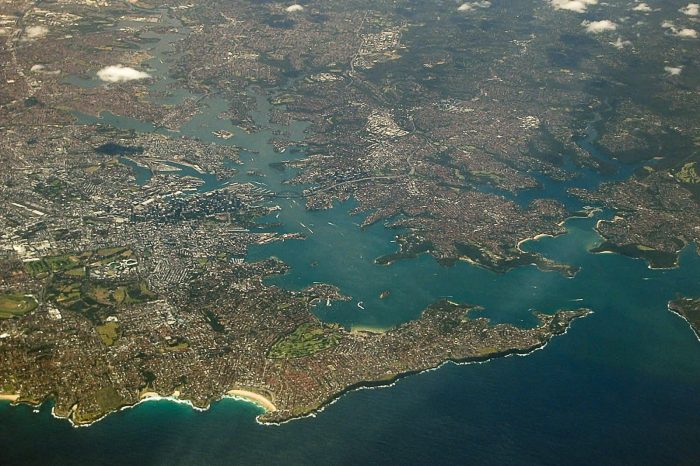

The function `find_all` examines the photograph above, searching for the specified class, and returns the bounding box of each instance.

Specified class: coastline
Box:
[516,209,601,252]
[667,303,700,343]
[51,391,210,428]
[0,393,20,402]
[6,311,590,429]
[590,241,681,270]
[258,309,593,425]
[350,325,388,335]
[226,390,277,412]
[516,233,555,251]
[37,387,277,429]
[47,341,553,428]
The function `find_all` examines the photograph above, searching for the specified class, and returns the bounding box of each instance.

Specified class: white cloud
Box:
[458,2,491,11]
[664,66,683,75]
[680,3,699,16]
[582,20,618,33]
[24,25,48,39]
[550,0,598,13]
[285,4,304,12]
[610,37,632,48]
[30,64,60,75]
[662,21,699,38]
[675,27,699,38]
[632,3,652,12]
[97,65,151,83]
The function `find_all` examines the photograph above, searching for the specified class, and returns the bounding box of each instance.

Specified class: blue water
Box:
[4,15,700,466]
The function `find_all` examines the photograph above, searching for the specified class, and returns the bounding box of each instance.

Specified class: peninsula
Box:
[0,285,589,425]
[668,297,700,340]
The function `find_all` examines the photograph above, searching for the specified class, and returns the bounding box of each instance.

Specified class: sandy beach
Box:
[350,325,388,335]
[0,393,20,402]
[517,233,554,250]
[227,389,277,412]
[140,389,183,400]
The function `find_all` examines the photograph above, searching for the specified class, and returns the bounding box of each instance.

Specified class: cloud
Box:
[24,25,48,39]
[680,3,699,16]
[285,4,304,12]
[550,0,598,13]
[675,27,699,38]
[610,37,632,48]
[96,65,151,83]
[457,1,491,12]
[662,21,699,38]
[664,66,683,75]
[29,64,60,75]
[632,3,652,12]
[582,20,617,33]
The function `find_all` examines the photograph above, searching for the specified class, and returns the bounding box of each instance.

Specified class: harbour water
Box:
[2,15,700,466]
